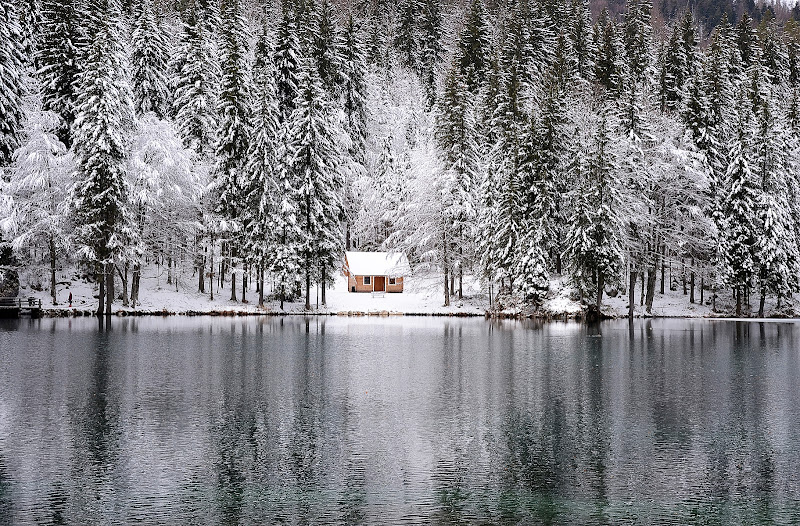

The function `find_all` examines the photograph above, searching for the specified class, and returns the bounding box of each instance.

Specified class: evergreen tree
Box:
[287,63,344,309]
[36,0,85,146]
[313,0,342,94]
[569,0,595,82]
[457,0,492,92]
[274,2,302,122]
[394,0,418,69]
[213,0,250,301]
[623,0,652,83]
[565,112,624,309]
[593,9,625,94]
[720,90,758,316]
[70,3,134,315]
[244,24,282,307]
[752,77,798,315]
[417,0,443,104]
[0,0,25,166]
[173,0,218,156]
[437,62,479,299]
[131,0,169,117]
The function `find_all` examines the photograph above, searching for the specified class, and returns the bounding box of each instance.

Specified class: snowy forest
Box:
[2,0,800,317]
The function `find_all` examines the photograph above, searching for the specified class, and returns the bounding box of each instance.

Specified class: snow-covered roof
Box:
[345,251,410,276]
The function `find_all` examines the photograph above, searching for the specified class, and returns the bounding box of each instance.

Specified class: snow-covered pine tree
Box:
[173,0,219,157]
[436,62,478,299]
[36,0,86,146]
[417,0,443,105]
[394,0,418,70]
[287,61,344,309]
[131,0,169,118]
[565,111,624,310]
[457,0,492,92]
[659,9,697,113]
[721,88,758,316]
[339,14,368,160]
[593,9,623,94]
[312,0,342,95]
[1,108,74,305]
[569,0,594,83]
[751,74,799,316]
[244,22,281,307]
[213,0,250,302]
[0,1,27,166]
[623,0,652,84]
[274,2,302,123]
[519,68,569,276]
[70,1,134,316]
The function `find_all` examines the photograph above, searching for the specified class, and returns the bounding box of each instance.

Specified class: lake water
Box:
[0,317,799,524]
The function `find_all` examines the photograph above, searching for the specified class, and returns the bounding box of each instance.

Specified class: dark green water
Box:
[0,317,798,525]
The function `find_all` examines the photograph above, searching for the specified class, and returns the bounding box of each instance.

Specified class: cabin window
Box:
[363,276,371,285]
[389,278,396,285]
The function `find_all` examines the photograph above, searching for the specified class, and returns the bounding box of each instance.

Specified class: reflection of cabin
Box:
[344,251,410,293]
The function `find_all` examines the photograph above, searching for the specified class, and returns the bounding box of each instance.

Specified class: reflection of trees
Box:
[0,456,12,524]
[431,323,470,525]
[67,320,121,524]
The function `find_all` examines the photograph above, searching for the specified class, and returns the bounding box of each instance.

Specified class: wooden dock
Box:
[0,297,43,318]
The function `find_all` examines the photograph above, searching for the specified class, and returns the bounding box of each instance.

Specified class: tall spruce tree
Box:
[213,0,250,302]
[274,2,302,122]
[131,0,169,117]
[70,2,133,316]
[565,112,624,309]
[287,62,343,309]
[245,24,282,307]
[0,1,25,166]
[173,0,218,156]
[37,0,85,147]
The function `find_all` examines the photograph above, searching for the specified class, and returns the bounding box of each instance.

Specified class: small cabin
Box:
[344,251,410,293]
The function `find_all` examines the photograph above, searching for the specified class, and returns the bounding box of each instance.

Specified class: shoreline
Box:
[19,307,800,322]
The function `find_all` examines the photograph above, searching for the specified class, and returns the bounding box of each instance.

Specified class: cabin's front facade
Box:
[344,251,410,293]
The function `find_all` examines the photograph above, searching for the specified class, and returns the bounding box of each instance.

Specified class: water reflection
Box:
[0,317,798,524]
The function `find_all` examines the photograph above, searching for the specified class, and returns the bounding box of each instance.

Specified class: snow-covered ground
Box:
[15,265,798,319]
[17,265,490,316]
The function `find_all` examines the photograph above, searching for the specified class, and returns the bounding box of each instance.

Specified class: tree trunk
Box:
[229,244,237,302]
[97,264,105,317]
[258,266,264,308]
[555,252,562,275]
[645,268,657,314]
[736,287,742,316]
[322,268,327,306]
[681,258,687,295]
[443,267,450,307]
[758,288,766,318]
[660,246,666,294]
[49,236,57,305]
[458,265,463,300]
[689,268,695,304]
[241,263,247,303]
[640,270,645,306]
[628,269,636,319]
[305,266,311,310]
[596,273,604,311]
[106,261,114,315]
[450,272,455,298]
[131,264,141,308]
[117,263,129,307]
[700,274,704,306]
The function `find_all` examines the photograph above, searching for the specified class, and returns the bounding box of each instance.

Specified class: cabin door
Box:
[374,276,386,292]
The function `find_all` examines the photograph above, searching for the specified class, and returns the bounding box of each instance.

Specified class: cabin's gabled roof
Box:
[345,251,410,276]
